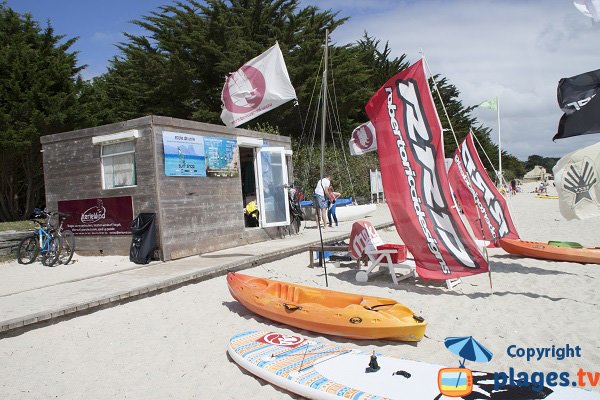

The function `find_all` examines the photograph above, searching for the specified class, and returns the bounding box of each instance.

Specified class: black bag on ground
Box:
[130,213,156,264]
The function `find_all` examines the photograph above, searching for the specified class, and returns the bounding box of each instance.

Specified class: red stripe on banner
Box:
[365,60,488,280]
[449,133,520,246]
[448,155,487,242]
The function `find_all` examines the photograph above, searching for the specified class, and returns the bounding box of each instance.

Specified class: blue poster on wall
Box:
[204,137,239,177]
[162,131,206,176]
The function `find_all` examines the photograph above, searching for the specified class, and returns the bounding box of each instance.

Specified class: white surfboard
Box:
[335,204,377,222]
[228,330,600,400]
[303,204,377,222]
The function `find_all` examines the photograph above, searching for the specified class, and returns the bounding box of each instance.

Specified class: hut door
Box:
[256,147,290,227]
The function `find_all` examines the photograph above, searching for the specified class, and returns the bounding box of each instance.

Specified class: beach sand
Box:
[0,182,598,399]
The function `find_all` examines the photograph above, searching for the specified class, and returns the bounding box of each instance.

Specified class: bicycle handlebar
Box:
[29,211,71,224]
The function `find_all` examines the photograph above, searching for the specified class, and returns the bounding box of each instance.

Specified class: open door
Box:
[256,147,290,227]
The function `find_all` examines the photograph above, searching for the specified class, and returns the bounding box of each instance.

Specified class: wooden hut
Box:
[41,116,293,260]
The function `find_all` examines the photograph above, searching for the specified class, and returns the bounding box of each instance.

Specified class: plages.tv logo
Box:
[438,336,493,397]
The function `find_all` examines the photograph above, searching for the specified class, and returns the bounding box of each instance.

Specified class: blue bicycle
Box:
[17,212,61,267]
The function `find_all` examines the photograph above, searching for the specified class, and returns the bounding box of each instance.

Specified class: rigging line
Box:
[303,71,325,191]
[326,94,345,194]
[326,93,356,200]
[327,46,357,200]
[296,340,312,373]
[299,52,325,145]
[471,130,501,180]
[471,132,522,234]
[317,50,343,193]
[299,51,326,191]
[322,50,344,192]
[298,349,353,372]
[269,341,314,358]
[421,54,460,150]
[303,94,321,192]
[271,345,351,360]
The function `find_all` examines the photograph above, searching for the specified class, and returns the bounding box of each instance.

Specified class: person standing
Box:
[327,186,340,227]
[313,174,332,228]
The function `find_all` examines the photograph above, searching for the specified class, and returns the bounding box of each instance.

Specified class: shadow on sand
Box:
[308,261,592,304]
[488,260,577,276]
[221,300,420,349]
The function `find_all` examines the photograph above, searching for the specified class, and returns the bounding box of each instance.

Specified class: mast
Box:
[320,29,328,181]
[497,97,502,186]
[318,29,329,287]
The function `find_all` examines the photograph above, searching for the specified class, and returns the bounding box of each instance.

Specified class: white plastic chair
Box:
[355,243,416,285]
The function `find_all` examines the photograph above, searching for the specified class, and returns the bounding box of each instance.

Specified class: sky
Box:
[6,0,600,160]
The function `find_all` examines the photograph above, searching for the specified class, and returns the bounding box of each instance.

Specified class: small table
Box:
[308,245,365,268]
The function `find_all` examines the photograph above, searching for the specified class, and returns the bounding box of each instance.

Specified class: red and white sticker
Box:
[258,333,305,348]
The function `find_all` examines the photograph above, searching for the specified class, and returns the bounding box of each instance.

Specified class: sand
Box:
[0,181,599,399]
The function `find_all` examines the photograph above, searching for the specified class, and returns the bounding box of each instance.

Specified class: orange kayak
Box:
[226,272,427,342]
[499,239,600,264]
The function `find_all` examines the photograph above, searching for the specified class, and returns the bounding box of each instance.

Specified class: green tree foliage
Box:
[429,76,525,184]
[0,0,527,221]
[291,34,410,198]
[524,154,559,174]
[86,0,389,197]
[0,4,85,221]
[89,0,346,126]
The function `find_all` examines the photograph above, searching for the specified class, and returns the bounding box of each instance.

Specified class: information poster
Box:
[204,137,239,177]
[57,196,134,236]
[162,131,206,176]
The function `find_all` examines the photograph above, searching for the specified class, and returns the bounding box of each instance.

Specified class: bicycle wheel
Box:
[42,237,60,267]
[57,230,75,265]
[17,235,39,264]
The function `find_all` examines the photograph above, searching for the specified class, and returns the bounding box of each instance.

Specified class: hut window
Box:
[101,140,137,189]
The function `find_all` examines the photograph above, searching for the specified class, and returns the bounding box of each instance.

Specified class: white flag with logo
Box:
[220,42,297,127]
[553,141,600,220]
[348,121,377,155]
[573,0,600,22]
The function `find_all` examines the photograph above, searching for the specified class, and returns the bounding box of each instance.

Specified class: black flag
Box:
[554,68,600,140]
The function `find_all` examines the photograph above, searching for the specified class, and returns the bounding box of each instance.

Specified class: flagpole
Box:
[320,30,328,181]
[318,28,329,287]
[497,96,502,186]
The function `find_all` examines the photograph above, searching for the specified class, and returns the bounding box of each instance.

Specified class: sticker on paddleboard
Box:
[258,333,305,348]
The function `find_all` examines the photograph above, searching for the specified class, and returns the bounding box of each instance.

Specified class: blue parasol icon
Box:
[444,336,493,367]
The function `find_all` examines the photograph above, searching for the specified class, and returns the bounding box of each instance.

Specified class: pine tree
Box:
[0,5,85,221]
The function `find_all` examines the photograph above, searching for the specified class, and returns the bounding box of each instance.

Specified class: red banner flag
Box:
[365,60,488,280]
[448,133,520,246]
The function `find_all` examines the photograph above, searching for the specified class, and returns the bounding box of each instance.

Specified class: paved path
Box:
[0,205,393,334]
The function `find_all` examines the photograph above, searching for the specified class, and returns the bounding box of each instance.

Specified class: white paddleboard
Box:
[228,330,600,400]
[335,204,377,222]
[303,204,377,222]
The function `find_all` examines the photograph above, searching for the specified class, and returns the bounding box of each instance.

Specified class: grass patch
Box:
[0,220,36,232]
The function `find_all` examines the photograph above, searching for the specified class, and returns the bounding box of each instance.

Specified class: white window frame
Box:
[100,140,137,189]
[256,147,290,228]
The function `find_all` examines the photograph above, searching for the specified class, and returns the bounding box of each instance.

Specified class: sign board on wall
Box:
[162,131,207,176]
[204,137,239,177]
[58,196,134,236]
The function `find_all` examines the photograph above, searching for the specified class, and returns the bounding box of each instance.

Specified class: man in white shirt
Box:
[314,174,332,227]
